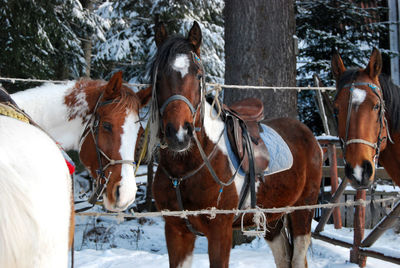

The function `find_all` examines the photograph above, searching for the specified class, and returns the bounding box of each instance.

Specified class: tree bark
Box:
[224,0,297,119]
[81,0,93,78]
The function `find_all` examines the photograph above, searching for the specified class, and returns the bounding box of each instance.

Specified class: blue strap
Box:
[342,82,381,94]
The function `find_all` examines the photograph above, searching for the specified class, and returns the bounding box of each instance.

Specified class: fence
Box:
[2,76,400,267]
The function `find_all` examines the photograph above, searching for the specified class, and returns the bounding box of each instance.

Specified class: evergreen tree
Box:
[91,0,224,83]
[0,0,102,91]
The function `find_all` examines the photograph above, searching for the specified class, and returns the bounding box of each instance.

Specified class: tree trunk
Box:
[81,0,93,78]
[224,0,297,119]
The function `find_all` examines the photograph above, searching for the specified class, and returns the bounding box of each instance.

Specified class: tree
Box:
[92,0,224,83]
[0,0,102,92]
[296,0,391,134]
[224,0,297,120]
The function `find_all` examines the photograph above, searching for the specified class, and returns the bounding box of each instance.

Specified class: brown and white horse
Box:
[332,48,400,189]
[12,72,151,211]
[147,21,322,268]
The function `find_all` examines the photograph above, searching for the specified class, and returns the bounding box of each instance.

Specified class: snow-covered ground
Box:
[73,169,400,267]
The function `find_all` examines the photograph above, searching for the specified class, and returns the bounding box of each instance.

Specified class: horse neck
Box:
[11,81,85,150]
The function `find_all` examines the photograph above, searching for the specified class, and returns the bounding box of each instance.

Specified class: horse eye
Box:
[197,74,203,80]
[102,122,113,132]
[373,103,380,111]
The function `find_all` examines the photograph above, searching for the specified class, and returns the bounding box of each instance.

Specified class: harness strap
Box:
[345,139,377,150]
[160,95,196,116]
[174,183,204,236]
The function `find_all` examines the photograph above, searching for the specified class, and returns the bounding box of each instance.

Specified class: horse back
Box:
[257,118,322,211]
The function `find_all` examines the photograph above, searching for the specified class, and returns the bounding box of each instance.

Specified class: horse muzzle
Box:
[344,160,374,189]
[164,122,193,152]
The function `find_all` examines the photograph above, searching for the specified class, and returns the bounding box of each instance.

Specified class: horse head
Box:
[78,71,151,211]
[149,21,205,153]
[332,48,389,189]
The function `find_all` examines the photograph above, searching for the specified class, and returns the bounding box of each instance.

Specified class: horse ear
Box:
[331,50,346,81]
[188,21,202,55]
[104,71,123,99]
[155,23,168,48]
[136,86,152,108]
[365,47,382,79]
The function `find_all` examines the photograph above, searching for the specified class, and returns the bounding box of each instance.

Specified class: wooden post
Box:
[362,200,400,247]
[315,178,348,233]
[350,189,367,267]
[328,143,342,229]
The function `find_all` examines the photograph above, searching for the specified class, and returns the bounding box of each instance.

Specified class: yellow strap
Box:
[135,123,150,175]
[0,103,29,123]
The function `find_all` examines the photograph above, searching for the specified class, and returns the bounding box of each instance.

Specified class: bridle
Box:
[156,51,206,139]
[78,91,136,207]
[338,81,393,166]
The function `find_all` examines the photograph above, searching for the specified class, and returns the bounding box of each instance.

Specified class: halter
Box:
[156,52,206,139]
[339,82,392,166]
[78,92,136,206]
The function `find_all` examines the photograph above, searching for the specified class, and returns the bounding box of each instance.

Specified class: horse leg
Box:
[265,217,292,268]
[287,210,313,268]
[207,216,233,268]
[164,217,196,268]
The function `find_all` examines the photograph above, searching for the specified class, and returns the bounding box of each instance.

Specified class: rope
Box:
[76,196,398,219]
[0,76,336,92]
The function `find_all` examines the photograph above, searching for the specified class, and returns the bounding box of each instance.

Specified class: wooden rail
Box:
[316,138,399,267]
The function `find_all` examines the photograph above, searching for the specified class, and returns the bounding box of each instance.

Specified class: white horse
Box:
[11,72,151,211]
[0,115,72,268]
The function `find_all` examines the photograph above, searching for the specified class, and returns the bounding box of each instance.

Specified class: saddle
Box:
[223,98,269,174]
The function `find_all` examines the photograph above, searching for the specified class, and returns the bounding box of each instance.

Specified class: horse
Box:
[0,113,72,267]
[147,21,323,268]
[331,48,400,190]
[11,72,151,211]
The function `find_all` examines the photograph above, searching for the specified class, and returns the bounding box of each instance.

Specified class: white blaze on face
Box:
[104,110,140,211]
[353,164,363,183]
[172,54,190,78]
[176,126,187,142]
[352,88,367,106]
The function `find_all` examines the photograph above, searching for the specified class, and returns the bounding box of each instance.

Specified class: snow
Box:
[73,215,400,267]
[72,170,400,268]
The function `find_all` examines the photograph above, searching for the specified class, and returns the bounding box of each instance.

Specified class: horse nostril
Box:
[362,160,373,185]
[184,122,193,137]
[165,123,176,138]
[344,163,353,180]
[115,185,121,201]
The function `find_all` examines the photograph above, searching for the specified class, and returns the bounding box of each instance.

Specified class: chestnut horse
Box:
[12,72,151,211]
[148,21,322,268]
[332,48,400,189]
[0,112,72,267]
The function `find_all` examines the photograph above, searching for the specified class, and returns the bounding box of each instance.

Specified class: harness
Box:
[154,52,257,235]
[76,92,136,212]
[339,82,393,166]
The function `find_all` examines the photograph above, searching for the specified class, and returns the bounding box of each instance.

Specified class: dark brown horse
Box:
[332,48,400,190]
[147,22,322,268]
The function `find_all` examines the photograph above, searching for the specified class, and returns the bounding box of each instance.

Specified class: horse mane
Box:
[74,79,140,114]
[146,36,195,160]
[149,36,195,84]
[379,74,400,132]
[335,68,400,132]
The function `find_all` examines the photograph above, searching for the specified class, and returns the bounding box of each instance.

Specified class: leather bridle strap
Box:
[341,82,385,164]
[160,95,197,116]
[77,92,136,209]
